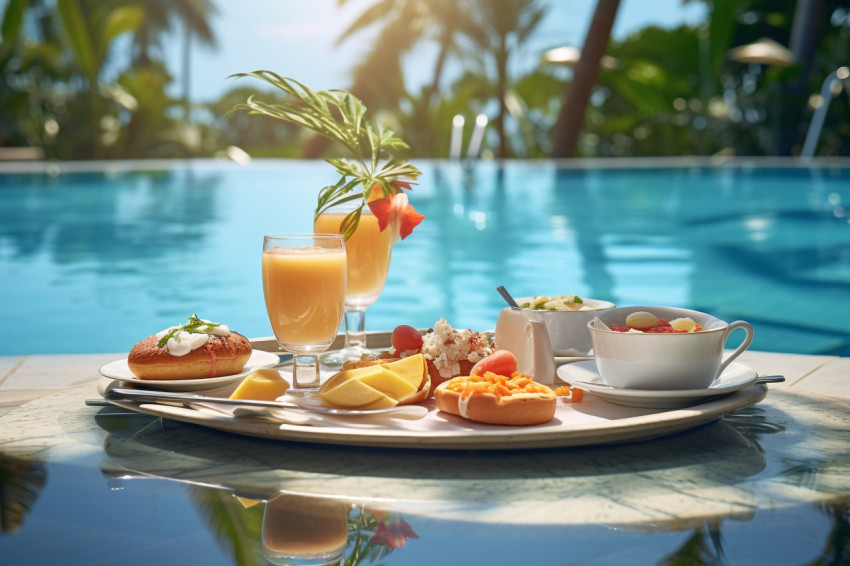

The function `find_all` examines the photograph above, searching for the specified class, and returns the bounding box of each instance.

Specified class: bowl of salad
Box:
[509,295,615,357]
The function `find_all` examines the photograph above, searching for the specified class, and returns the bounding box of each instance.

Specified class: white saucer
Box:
[557,361,758,409]
[99,350,281,392]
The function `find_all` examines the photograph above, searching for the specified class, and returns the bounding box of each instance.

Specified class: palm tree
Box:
[550,0,621,158]
[56,0,146,157]
[127,0,218,117]
[302,0,469,157]
[462,0,546,158]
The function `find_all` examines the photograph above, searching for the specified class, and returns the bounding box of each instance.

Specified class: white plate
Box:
[557,361,758,409]
[98,350,281,391]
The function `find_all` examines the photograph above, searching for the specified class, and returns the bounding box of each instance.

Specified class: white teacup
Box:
[511,297,616,356]
[588,306,755,390]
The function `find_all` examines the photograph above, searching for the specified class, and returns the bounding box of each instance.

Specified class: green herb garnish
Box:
[520,302,531,309]
[157,314,221,348]
[227,71,421,239]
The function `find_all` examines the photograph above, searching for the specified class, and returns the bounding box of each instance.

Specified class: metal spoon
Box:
[496,285,522,309]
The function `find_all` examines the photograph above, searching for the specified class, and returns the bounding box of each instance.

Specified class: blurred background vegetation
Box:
[0,0,848,161]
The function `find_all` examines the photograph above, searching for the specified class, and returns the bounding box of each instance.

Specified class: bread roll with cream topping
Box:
[128,318,252,380]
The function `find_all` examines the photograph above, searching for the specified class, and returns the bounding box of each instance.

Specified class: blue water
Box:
[1,160,849,356]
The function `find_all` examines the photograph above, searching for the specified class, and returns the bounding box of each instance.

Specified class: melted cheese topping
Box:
[444,371,553,400]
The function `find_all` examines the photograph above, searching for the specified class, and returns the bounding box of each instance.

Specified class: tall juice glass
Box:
[262,234,346,388]
[314,206,393,368]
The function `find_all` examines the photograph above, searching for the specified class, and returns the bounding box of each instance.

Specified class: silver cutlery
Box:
[102,387,427,419]
[496,285,522,309]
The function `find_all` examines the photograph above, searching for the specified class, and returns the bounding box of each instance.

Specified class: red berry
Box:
[392,325,423,353]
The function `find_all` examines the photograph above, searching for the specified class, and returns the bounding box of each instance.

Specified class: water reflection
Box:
[262,493,348,565]
[2,387,850,565]
[0,454,46,533]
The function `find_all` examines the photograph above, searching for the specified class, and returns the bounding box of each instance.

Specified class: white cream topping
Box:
[155,319,230,356]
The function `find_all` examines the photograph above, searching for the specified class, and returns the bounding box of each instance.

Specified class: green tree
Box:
[55,0,144,157]
[462,0,546,158]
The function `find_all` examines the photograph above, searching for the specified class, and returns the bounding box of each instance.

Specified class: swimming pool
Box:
[1,159,848,356]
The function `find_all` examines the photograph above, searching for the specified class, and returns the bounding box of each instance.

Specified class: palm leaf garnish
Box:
[227,71,421,239]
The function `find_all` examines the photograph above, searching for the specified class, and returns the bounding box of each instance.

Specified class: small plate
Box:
[557,361,758,409]
[99,350,281,391]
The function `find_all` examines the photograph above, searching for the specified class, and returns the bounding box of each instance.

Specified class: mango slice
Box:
[382,355,427,389]
[319,378,396,408]
[358,367,418,400]
[230,369,289,401]
[317,354,429,409]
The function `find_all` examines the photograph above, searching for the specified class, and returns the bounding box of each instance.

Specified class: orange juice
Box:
[314,211,393,306]
[263,494,348,560]
[262,246,346,350]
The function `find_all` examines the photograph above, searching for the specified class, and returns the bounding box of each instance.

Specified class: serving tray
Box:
[100,377,767,450]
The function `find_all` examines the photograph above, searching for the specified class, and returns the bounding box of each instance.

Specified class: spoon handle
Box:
[496,285,522,309]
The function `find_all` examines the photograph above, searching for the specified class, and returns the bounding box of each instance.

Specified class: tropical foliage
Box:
[1,0,848,159]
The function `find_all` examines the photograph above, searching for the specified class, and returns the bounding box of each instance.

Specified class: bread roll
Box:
[434,372,556,426]
[128,332,252,380]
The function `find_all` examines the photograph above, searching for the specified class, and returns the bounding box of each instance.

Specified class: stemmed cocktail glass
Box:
[262,234,346,389]
[314,204,393,369]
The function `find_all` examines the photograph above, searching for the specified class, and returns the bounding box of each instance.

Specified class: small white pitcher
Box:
[494,308,556,385]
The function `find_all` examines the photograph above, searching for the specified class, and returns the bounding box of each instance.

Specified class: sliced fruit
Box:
[230,369,289,401]
[319,377,397,408]
[383,354,427,389]
[358,367,418,400]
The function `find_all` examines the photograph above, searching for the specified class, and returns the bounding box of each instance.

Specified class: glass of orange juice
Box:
[262,234,346,389]
[314,205,393,368]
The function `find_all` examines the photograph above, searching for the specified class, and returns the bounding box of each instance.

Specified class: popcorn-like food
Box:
[434,371,556,426]
[609,313,702,334]
[418,318,493,379]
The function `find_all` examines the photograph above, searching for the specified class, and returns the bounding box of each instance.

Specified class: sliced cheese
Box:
[230,369,289,401]
[318,378,397,408]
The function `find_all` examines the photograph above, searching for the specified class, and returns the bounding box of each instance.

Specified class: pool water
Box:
[1,160,848,356]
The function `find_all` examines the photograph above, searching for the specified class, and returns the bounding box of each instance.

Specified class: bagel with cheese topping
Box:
[434,371,556,426]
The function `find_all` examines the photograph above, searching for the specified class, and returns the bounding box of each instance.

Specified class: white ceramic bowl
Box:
[514,297,615,356]
[587,306,754,390]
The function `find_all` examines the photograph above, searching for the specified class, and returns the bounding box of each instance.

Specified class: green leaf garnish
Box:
[157,314,222,348]
[520,302,531,309]
[227,71,421,238]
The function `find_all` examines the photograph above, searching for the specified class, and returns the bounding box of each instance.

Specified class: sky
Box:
[163,0,708,104]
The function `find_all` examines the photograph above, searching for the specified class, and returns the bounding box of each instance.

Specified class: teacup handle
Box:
[716,320,754,378]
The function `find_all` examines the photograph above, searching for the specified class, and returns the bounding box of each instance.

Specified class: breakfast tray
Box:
[98,335,768,450]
